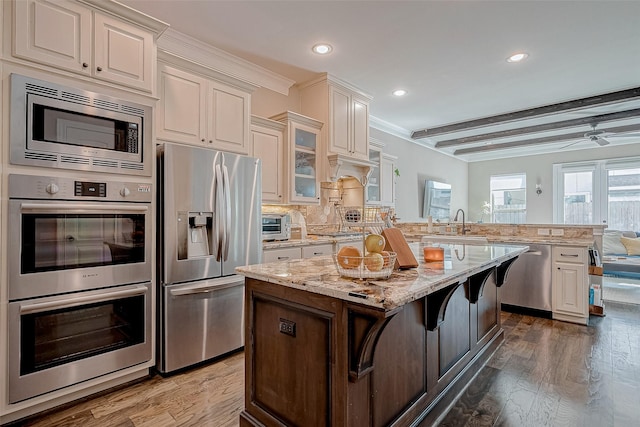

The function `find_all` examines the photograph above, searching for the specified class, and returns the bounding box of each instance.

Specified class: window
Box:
[553,159,640,229]
[561,168,594,224]
[608,167,640,230]
[490,173,526,223]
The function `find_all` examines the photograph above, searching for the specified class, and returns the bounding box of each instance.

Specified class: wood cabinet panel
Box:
[552,246,588,323]
[14,0,157,92]
[477,273,498,341]
[329,85,351,155]
[157,64,206,144]
[157,63,250,154]
[251,294,333,427]
[243,264,506,427]
[14,0,91,74]
[437,283,471,377]
[372,300,426,427]
[251,117,285,203]
[262,247,301,263]
[93,13,153,91]
[301,244,333,258]
[352,96,370,159]
[208,81,250,154]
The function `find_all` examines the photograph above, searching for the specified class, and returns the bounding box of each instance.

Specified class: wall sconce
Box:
[536,184,542,195]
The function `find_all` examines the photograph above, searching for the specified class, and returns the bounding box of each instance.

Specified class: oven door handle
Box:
[20,203,149,213]
[18,284,148,315]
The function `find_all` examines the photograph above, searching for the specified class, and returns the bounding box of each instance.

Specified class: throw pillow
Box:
[620,236,640,256]
[603,232,627,255]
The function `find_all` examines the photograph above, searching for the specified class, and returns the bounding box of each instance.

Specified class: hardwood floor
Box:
[12,302,640,427]
[437,301,640,427]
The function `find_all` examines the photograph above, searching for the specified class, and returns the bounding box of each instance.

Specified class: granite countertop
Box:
[404,233,594,247]
[263,234,362,250]
[237,242,528,312]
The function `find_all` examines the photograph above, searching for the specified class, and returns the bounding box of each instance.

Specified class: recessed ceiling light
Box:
[392,89,407,97]
[312,43,333,55]
[507,52,529,63]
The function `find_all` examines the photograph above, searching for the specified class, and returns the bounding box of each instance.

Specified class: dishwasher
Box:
[501,243,552,317]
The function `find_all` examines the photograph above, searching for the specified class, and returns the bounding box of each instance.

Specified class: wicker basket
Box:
[333,252,397,279]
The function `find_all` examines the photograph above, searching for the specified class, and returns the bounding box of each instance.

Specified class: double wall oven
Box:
[7,174,152,403]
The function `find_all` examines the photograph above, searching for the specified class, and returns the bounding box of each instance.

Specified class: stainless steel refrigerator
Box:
[157,142,261,373]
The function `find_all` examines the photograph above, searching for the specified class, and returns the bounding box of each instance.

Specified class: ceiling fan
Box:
[561,123,640,149]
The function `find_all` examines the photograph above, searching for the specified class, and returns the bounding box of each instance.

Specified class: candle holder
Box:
[423,246,445,262]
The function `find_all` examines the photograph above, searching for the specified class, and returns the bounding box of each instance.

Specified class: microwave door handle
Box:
[222,163,231,261]
[214,163,224,261]
[20,203,149,214]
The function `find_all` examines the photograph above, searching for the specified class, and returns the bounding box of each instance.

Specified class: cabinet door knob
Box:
[209,140,213,144]
[201,139,206,143]
[96,66,103,72]
[82,62,88,68]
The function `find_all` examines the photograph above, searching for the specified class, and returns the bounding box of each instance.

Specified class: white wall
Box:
[468,144,640,224]
[370,128,468,222]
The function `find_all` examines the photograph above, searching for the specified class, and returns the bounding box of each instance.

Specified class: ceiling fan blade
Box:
[606,132,640,138]
[560,140,582,149]
[596,137,610,146]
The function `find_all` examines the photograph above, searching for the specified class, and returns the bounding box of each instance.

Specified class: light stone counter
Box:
[404,233,594,247]
[237,242,527,312]
[262,235,361,250]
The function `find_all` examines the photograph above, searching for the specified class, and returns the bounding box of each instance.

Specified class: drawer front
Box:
[552,246,586,264]
[263,247,302,263]
[302,244,334,258]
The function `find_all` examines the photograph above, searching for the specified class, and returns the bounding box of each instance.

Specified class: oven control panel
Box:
[8,174,152,202]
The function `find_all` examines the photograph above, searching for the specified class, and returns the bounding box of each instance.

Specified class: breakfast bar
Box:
[236,242,527,427]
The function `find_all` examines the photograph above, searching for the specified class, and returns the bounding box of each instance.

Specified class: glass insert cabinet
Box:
[271,111,323,204]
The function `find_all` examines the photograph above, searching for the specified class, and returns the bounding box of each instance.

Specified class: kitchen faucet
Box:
[453,209,470,235]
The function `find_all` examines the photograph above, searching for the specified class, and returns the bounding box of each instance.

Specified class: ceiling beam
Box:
[453,123,640,156]
[412,87,640,139]
[434,108,640,148]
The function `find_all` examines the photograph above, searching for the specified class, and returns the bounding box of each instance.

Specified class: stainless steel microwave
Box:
[9,74,152,176]
[262,213,291,241]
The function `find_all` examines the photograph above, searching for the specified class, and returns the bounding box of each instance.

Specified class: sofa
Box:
[602,230,640,279]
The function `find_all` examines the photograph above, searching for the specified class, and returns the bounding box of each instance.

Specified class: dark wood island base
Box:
[240,258,516,427]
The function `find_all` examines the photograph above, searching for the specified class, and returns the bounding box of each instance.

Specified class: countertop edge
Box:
[239,244,528,312]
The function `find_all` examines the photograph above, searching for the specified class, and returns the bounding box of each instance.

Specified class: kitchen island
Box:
[236,243,527,427]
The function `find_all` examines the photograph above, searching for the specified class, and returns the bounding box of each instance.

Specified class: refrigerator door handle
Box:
[214,163,224,261]
[222,163,231,261]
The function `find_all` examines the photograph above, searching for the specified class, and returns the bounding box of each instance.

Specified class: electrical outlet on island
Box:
[537,228,550,236]
[551,229,565,236]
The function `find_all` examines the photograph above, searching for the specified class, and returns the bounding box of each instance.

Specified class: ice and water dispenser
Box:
[177,211,214,259]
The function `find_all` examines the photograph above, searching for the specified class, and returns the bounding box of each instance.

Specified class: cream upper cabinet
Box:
[251,116,285,203]
[270,111,323,205]
[380,153,397,206]
[157,62,251,155]
[299,74,372,167]
[207,79,250,154]
[92,13,153,91]
[552,246,588,325]
[366,140,396,206]
[13,0,162,92]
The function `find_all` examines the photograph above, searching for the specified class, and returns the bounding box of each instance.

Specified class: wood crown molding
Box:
[251,115,286,131]
[157,28,294,96]
[297,72,373,100]
[80,0,169,35]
